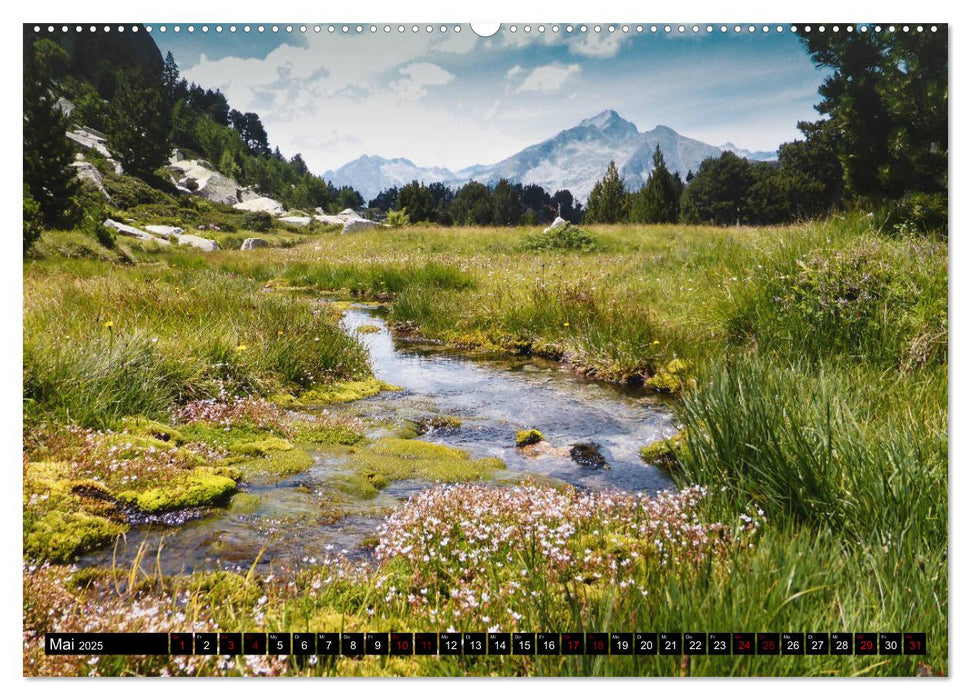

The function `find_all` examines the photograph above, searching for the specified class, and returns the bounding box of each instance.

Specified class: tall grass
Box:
[23,261,370,427]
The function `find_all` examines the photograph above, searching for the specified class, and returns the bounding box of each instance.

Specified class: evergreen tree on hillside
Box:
[492,179,523,226]
[161,51,180,104]
[398,181,433,222]
[630,146,682,224]
[23,40,79,234]
[680,152,753,225]
[451,182,493,225]
[107,68,172,178]
[585,161,627,223]
[551,189,583,223]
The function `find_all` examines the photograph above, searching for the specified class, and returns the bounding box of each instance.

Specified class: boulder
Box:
[103,219,170,245]
[543,216,568,234]
[175,234,220,252]
[342,218,383,234]
[569,443,608,469]
[314,214,345,225]
[240,238,269,250]
[66,127,123,174]
[70,157,109,199]
[166,158,240,206]
[279,216,312,227]
[233,196,285,215]
[339,208,364,220]
[144,225,184,237]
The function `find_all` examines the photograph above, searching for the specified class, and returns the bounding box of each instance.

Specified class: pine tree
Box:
[585,160,627,223]
[23,40,79,233]
[630,146,682,223]
[161,51,180,103]
[492,178,523,226]
[107,68,172,178]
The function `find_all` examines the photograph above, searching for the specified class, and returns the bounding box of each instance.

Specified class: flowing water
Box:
[80,305,678,574]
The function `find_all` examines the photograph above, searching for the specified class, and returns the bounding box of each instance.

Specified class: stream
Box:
[79,305,678,575]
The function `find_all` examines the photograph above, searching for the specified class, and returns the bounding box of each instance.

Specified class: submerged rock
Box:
[515,429,544,447]
[570,442,609,469]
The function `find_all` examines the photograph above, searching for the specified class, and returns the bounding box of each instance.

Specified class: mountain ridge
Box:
[323,110,777,202]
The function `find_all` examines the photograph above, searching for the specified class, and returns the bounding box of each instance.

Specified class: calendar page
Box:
[22,18,948,678]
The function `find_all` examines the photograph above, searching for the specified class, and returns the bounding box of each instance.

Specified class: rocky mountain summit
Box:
[325,110,777,202]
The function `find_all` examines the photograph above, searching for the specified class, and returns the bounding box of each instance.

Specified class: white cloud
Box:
[506,65,523,78]
[516,63,581,93]
[569,31,630,58]
[390,62,454,100]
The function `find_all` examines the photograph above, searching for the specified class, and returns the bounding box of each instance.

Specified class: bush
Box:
[23,186,43,253]
[385,209,410,228]
[886,192,948,237]
[520,224,599,253]
[102,172,180,210]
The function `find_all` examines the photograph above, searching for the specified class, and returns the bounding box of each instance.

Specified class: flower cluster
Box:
[372,482,763,628]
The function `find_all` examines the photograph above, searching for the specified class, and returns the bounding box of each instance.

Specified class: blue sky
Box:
[155,25,828,173]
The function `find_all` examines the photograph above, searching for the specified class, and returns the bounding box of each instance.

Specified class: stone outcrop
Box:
[240,238,269,250]
[166,157,240,206]
[279,215,312,227]
[174,234,220,252]
[66,127,123,174]
[70,157,109,199]
[342,218,383,234]
[103,219,170,245]
[144,225,184,237]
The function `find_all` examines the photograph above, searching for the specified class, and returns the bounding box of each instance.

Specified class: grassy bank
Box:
[23,217,948,676]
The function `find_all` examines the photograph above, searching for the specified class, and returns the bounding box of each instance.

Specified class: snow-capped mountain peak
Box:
[324,111,777,202]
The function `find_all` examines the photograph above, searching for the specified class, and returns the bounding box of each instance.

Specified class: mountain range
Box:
[323,110,776,203]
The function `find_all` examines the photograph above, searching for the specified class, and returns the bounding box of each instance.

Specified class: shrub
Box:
[23,185,43,253]
[520,224,599,253]
[385,208,410,228]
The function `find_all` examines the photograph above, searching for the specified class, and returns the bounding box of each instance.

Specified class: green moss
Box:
[418,415,462,432]
[118,417,184,445]
[118,467,237,513]
[233,436,294,456]
[104,433,172,453]
[235,448,315,476]
[24,511,125,562]
[645,359,694,394]
[370,437,466,460]
[356,324,381,334]
[639,430,687,470]
[228,492,261,514]
[515,429,544,447]
[292,378,403,405]
[291,423,364,446]
[187,571,262,608]
[335,439,505,497]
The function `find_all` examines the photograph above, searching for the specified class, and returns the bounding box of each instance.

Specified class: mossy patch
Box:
[418,415,462,432]
[291,423,364,446]
[645,359,695,394]
[285,378,403,405]
[233,436,294,456]
[118,467,237,513]
[516,429,544,447]
[24,511,125,562]
[639,430,687,470]
[356,324,381,334]
[234,448,316,476]
[329,439,505,497]
[118,417,184,445]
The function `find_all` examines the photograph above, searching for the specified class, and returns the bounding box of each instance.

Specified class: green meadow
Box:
[23,217,947,676]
